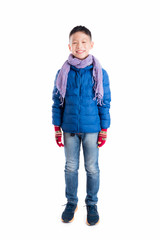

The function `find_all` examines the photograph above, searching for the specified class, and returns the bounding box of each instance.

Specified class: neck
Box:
[72,54,90,60]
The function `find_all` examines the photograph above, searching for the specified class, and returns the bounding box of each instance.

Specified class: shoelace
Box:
[62,203,76,211]
[86,205,98,215]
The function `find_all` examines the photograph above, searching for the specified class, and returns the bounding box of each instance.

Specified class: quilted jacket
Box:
[52,64,111,133]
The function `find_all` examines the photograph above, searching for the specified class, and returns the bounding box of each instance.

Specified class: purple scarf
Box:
[56,54,104,105]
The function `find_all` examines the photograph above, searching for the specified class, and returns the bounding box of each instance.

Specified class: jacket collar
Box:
[70,64,93,71]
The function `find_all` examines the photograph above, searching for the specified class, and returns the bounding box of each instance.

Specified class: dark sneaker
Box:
[61,203,78,223]
[86,205,99,226]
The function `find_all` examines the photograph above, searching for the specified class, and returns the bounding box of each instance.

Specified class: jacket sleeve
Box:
[98,69,111,129]
[52,70,64,126]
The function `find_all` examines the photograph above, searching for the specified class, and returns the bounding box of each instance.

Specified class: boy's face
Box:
[68,31,94,60]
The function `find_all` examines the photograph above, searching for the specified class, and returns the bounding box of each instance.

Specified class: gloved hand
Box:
[54,125,64,147]
[98,129,107,148]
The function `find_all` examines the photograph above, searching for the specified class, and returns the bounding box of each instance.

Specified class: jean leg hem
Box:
[67,200,78,205]
[85,200,98,206]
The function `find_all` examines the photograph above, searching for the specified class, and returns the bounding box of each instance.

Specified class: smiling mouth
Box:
[76,50,85,54]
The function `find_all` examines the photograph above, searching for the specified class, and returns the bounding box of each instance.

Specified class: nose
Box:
[77,42,82,49]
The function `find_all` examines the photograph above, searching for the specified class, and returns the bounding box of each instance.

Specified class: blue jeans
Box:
[63,132,99,206]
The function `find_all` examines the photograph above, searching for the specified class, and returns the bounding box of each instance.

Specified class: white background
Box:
[0,0,160,239]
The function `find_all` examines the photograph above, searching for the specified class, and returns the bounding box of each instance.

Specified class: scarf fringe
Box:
[93,93,105,106]
[56,89,64,106]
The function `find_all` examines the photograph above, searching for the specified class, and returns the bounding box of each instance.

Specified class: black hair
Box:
[69,26,92,40]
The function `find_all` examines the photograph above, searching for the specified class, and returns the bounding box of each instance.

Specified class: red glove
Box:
[98,129,107,148]
[54,126,64,147]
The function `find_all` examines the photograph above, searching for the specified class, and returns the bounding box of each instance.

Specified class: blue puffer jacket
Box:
[52,64,111,133]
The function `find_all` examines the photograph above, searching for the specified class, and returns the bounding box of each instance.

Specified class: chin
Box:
[75,54,89,60]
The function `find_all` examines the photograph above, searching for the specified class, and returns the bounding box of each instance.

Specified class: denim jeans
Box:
[63,132,99,206]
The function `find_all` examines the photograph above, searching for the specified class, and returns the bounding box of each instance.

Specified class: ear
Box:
[68,44,71,51]
[91,41,94,49]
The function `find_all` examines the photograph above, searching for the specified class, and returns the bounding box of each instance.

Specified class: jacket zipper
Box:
[77,71,81,133]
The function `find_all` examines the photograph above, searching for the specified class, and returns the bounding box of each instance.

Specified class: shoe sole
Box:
[86,218,100,226]
[61,206,78,223]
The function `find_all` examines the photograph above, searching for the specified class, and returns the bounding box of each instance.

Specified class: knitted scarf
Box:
[56,54,104,105]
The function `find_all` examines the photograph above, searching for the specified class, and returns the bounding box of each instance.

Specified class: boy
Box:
[52,26,111,225]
